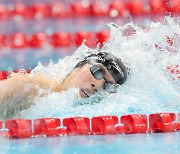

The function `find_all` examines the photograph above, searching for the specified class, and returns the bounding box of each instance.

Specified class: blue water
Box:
[16,16,179,120]
[0,1,180,153]
[0,133,180,154]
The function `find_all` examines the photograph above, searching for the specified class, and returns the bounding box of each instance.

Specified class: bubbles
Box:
[18,16,180,119]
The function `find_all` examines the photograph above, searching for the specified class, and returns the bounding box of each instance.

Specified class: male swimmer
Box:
[0,52,128,119]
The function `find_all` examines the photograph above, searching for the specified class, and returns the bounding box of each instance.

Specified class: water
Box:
[0,7,180,153]
[0,16,168,71]
[0,133,180,154]
[15,16,180,120]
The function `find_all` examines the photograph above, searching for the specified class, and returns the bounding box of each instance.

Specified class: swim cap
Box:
[75,52,128,85]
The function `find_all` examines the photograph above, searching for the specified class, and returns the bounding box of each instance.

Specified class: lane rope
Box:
[0,31,110,48]
[0,113,180,138]
[0,0,179,20]
[0,68,179,139]
[0,0,179,139]
[0,31,177,49]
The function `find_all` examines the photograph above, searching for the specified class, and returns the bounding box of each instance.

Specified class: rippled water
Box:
[17,16,180,119]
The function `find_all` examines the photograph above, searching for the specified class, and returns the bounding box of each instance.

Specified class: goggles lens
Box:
[90,64,119,93]
[90,64,105,80]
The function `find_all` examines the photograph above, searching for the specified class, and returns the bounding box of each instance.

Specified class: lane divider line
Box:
[0,113,179,138]
[0,0,179,20]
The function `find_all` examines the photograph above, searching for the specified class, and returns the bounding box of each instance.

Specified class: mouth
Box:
[79,89,90,98]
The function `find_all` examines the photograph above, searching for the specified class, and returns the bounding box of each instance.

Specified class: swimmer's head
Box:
[75,52,128,85]
[62,52,129,98]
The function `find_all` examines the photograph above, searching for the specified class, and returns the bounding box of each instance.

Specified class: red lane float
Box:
[0,32,178,49]
[74,31,94,47]
[149,113,176,132]
[167,0,180,13]
[0,1,179,20]
[0,71,8,80]
[6,33,27,49]
[108,1,125,17]
[0,120,2,129]
[0,31,109,48]
[9,3,29,18]
[127,0,148,16]
[149,0,167,15]
[71,2,90,17]
[50,32,72,47]
[34,118,66,137]
[29,3,50,19]
[91,116,118,134]
[49,2,70,18]
[5,119,32,138]
[120,114,148,134]
[63,117,90,135]
[0,4,7,19]
[0,34,5,47]
[28,33,48,48]
[0,112,179,139]
[89,2,108,16]
[96,30,110,46]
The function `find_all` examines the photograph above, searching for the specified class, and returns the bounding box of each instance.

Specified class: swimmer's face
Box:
[62,63,116,98]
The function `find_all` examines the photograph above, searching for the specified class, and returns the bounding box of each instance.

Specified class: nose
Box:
[91,83,97,93]
[91,79,104,93]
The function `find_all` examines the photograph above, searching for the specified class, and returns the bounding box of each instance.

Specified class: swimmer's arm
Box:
[4,73,62,91]
[0,73,62,117]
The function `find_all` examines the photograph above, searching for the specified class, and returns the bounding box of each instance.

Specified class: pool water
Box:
[0,133,180,154]
[0,0,180,153]
[17,16,180,120]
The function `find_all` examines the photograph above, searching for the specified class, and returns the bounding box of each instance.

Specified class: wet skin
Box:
[0,63,115,119]
[60,63,116,98]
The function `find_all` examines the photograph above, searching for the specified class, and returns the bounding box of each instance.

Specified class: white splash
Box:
[19,16,180,119]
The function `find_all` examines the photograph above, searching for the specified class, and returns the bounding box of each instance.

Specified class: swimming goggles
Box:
[89,64,119,93]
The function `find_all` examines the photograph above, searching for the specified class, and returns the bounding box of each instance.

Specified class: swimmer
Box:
[0,52,128,119]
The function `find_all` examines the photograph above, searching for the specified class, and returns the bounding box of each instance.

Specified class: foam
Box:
[18,16,180,119]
